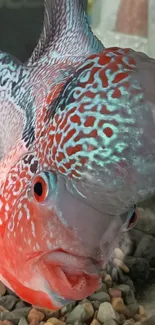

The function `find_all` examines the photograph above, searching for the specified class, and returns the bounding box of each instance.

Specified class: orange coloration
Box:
[46,84,64,105]
[99,70,109,88]
[113,72,129,83]
[112,88,121,98]
[66,144,82,156]
[104,127,113,138]
[98,55,111,65]
[84,116,96,127]
[70,114,81,125]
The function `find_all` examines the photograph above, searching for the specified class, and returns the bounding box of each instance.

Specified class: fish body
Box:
[0,0,153,310]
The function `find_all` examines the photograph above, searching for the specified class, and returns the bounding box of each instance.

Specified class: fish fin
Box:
[0,51,30,160]
[28,0,104,64]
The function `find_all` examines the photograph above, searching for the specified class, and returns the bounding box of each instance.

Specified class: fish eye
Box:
[126,206,138,230]
[32,171,57,203]
[33,174,48,203]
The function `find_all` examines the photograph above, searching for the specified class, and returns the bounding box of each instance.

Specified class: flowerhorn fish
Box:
[0,0,154,311]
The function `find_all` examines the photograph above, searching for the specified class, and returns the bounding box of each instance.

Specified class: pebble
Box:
[104,275,113,288]
[123,304,139,318]
[18,318,28,325]
[97,302,116,323]
[0,318,12,325]
[124,256,150,284]
[115,284,137,305]
[27,309,45,323]
[0,308,31,325]
[111,297,125,314]
[35,308,60,319]
[108,288,122,298]
[103,321,117,325]
[29,320,40,325]
[89,292,110,302]
[123,320,135,325]
[0,295,19,311]
[91,301,100,310]
[0,306,8,312]
[134,235,155,268]
[113,259,129,273]
[114,248,125,260]
[90,320,101,325]
[138,305,147,317]
[141,315,155,324]
[16,301,28,309]
[46,318,65,325]
[95,283,107,293]
[119,313,127,324]
[66,302,94,323]
[0,283,6,297]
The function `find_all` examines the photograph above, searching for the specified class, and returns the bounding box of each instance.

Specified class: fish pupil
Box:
[34,182,43,197]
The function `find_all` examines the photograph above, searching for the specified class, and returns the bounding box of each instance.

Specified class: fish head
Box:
[2,49,139,308]
[1,150,103,309]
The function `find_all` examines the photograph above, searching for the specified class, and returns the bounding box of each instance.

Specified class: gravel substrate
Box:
[0,268,154,325]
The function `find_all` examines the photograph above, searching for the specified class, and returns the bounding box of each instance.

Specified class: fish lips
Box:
[39,250,102,301]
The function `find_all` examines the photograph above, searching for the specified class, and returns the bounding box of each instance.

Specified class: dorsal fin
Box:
[28,0,104,64]
[0,51,29,163]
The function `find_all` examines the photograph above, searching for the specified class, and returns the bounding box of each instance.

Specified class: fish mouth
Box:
[40,250,102,301]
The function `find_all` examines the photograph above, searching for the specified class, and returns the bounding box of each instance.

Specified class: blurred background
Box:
[0,0,154,62]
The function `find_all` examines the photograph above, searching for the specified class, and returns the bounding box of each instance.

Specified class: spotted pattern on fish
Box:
[34,48,145,181]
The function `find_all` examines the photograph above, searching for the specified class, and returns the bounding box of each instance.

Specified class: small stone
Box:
[18,318,28,325]
[66,302,94,323]
[114,248,124,260]
[16,301,28,309]
[111,297,125,314]
[123,276,135,293]
[74,321,82,325]
[103,321,117,325]
[113,258,129,273]
[114,312,120,324]
[35,309,60,320]
[109,288,122,298]
[141,315,155,324]
[3,321,14,325]
[0,306,8,312]
[29,320,40,325]
[0,308,31,325]
[115,284,137,305]
[66,303,76,313]
[97,302,116,323]
[123,320,135,325]
[46,318,65,325]
[91,301,100,310]
[0,283,6,297]
[95,283,107,293]
[124,256,150,284]
[90,320,101,325]
[60,306,68,316]
[134,314,142,322]
[89,292,110,302]
[138,305,147,317]
[134,235,155,267]
[28,309,45,323]
[104,275,112,288]
[0,295,19,311]
[119,313,127,324]
[123,304,139,318]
